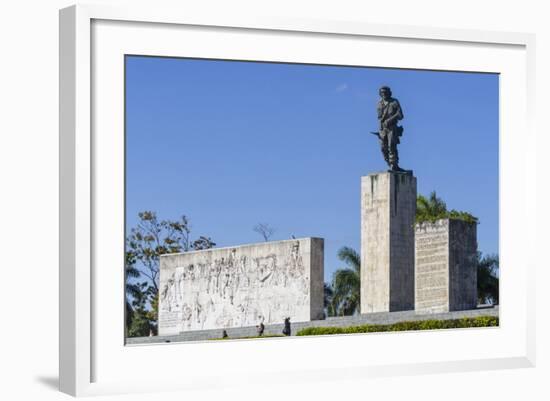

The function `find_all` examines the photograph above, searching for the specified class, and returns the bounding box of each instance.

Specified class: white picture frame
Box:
[59,3,536,397]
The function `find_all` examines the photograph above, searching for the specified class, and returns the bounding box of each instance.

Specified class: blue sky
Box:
[125,56,499,283]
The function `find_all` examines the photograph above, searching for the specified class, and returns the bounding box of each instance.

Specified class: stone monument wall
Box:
[158,238,324,336]
[415,219,477,313]
[448,219,478,310]
[361,172,416,313]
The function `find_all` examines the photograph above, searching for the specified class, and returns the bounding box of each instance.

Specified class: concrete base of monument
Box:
[387,169,413,175]
[361,172,417,313]
[126,305,498,345]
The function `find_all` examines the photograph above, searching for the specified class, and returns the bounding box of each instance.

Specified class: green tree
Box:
[330,246,361,316]
[416,191,448,223]
[125,248,141,331]
[127,282,154,337]
[125,211,215,337]
[416,191,477,224]
[477,252,499,305]
[323,282,336,317]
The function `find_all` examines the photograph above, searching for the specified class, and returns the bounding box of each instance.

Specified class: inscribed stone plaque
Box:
[415,219,477,313]
[415,220,450,313]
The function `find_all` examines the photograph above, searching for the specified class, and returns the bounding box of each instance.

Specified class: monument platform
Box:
[127,306,498,345]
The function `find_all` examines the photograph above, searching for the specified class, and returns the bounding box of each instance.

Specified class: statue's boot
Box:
[390,163,405,172]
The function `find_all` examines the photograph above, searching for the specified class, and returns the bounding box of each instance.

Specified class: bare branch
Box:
[253,223,276,242]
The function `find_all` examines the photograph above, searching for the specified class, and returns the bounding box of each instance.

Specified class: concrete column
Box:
[361,172,416,313]
[415,219,477,313]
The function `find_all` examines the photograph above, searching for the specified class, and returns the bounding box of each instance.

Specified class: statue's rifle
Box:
[369,126,404,139]
[369,131,381,139]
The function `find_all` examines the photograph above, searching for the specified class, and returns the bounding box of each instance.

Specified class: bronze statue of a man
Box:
[376,86,404,171]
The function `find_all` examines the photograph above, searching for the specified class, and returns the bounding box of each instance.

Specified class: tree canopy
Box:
[125,211,215,337]
[477,252,499,305]
[416,191,478,224]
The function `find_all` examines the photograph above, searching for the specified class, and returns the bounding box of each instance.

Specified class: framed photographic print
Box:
[59,4,536,397]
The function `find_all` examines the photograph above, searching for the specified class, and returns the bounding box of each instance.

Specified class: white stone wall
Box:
[158,238,324,335]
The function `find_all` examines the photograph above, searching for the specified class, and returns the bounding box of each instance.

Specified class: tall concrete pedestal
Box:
[361,172,416,313]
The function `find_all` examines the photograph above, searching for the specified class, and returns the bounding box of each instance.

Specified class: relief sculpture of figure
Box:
[374,86,406,172]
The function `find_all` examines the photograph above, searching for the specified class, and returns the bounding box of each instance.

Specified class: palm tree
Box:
[477,252,499,305]
[323,282,336,317]
[416,191,448,223]
[416,191,477,224]
[331,246,361,316]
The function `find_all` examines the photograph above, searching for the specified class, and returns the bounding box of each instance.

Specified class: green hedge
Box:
[296,316,498,336]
